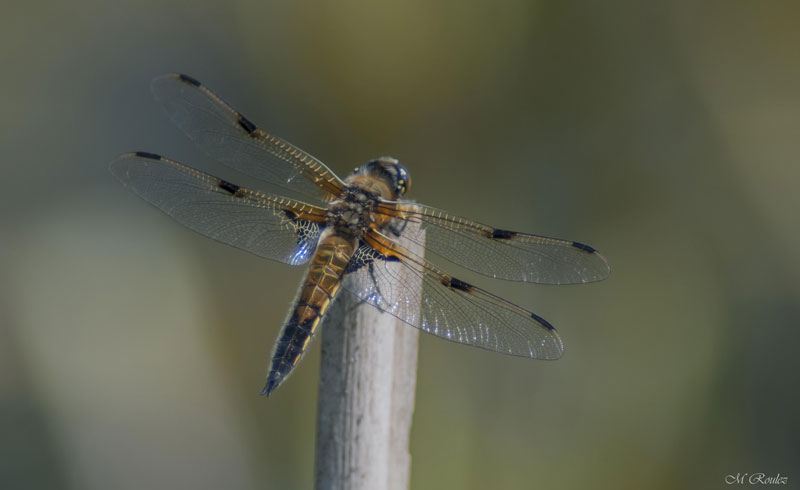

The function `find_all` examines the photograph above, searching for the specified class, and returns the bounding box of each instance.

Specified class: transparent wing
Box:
[110,152,328,266]
[377,201,610,284]
[341,232,564,359]
[151,73,346,203]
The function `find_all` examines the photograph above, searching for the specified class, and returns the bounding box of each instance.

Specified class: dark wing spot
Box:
[134,151,161,160]
[530,312,556,331]
[491,228,518,240]
[345,243,375,273]
[448,277,474,292]
[177,74,201,87]
[218,179,241,195]
[236,113,257,135]
[283,209,298,221]
[571,241,597,254]
[384,255,401,262]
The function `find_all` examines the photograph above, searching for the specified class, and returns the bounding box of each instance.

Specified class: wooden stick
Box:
[315,225,423,490]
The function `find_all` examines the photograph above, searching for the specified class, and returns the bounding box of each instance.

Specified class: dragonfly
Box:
[110,73,611,396]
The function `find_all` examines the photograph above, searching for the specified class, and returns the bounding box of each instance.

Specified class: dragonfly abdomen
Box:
[262,231,357,396]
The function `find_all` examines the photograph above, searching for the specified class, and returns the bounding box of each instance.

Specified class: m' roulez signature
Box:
[725,473,788,485]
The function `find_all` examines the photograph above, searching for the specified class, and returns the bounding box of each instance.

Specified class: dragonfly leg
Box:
[368,263,390,306]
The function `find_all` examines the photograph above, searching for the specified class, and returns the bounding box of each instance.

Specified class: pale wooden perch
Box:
[315,224,424,490]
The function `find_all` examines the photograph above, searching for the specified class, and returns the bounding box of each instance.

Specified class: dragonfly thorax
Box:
[327,185,380,237]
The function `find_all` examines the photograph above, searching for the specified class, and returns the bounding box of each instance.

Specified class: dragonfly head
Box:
[355,157,412,199]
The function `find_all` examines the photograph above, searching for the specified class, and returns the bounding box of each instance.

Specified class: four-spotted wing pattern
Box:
[113,73,611,375]
[343,236,564,359]
[110,152,326,266]
[151,73,345,204]
[378,202,611,284]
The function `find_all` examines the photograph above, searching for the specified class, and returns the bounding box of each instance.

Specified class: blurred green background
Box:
[2,1,799,489]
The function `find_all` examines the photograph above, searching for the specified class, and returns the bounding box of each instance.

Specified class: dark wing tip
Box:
[571,241,613,280]
[133,151,162,160]
[176,73,202,87]
[110,152,158,183]
[236,113,257,135]
[571,241,597,254]
[530,312,556,331]
[109,152,162,179]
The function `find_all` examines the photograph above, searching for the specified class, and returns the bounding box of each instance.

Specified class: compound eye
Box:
[394,164,411,195]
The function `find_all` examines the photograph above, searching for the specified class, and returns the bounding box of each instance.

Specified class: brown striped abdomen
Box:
[262,231,357,396]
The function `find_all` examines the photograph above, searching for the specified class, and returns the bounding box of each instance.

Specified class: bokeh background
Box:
[2,1,799,489]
